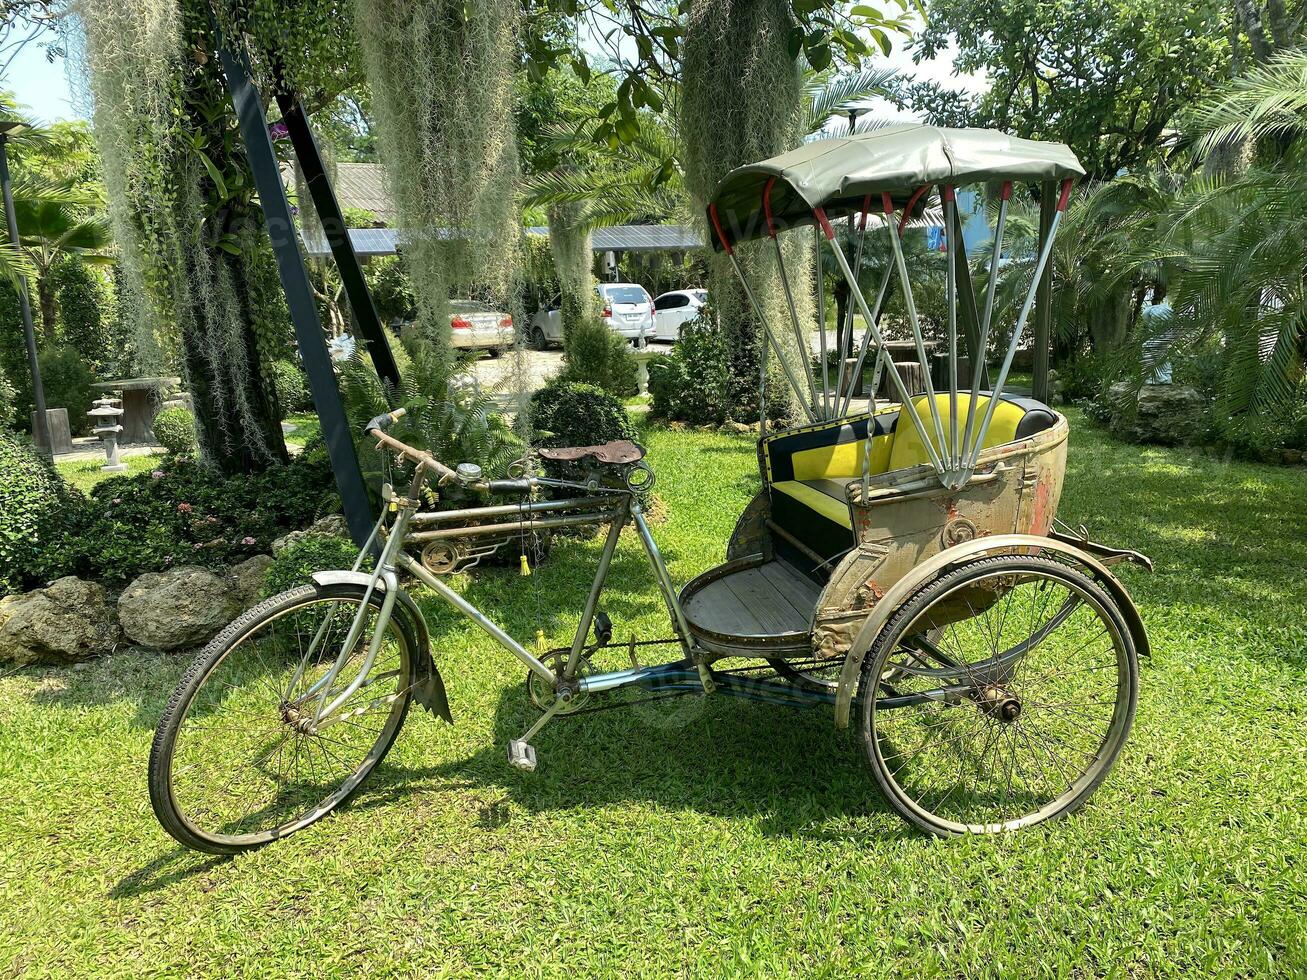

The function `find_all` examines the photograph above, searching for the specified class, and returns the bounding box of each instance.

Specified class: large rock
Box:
[118,566,242,651]
[1107,382,1205,445]
[272,514,349,554]
[0,577,121,665]
[227,554,274,610]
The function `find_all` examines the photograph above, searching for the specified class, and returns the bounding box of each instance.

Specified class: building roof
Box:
[332,163,394,221]
[300,224,707,258]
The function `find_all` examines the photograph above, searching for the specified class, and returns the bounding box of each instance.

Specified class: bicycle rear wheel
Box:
[149,583,416,854]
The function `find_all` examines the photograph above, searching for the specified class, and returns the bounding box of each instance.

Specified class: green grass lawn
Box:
[283,411,321,450]
[55,451,161,493]
[2,410,1303,977]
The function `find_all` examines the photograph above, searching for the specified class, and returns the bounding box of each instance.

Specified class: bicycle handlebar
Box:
[364,408,463,485]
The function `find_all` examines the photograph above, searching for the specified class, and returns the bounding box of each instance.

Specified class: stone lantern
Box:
[88,395,128,473]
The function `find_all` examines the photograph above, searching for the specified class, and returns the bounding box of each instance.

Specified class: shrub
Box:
[37,346,96,437]
[52,257,113,374]
[558,316,638,396]
[270,358,311,417]
[0,362,14,429]
[366,257,418,326]
[50,450,337,584]
[0,429,82,594]
[530,380,636,449]
[648,314,730,424]
[153,406,197,456]
[261,534,362,598]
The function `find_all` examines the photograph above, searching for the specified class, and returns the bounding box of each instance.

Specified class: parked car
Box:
[529,282,655,348]
[652,289,707,342]
[449,299,515,354]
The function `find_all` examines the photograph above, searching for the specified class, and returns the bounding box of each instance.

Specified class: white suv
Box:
[530,282,654,348]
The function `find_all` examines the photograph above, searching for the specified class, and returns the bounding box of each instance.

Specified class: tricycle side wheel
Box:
[860,555,1138,837]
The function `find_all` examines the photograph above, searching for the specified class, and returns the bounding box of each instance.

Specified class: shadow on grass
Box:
[344,676,916,845]
[110,849,230,899]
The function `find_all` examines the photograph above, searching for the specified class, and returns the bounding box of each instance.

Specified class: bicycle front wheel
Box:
[149,583,416,854]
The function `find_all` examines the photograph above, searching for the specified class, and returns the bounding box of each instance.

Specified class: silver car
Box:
[529,283,654,348]
[449,300,515,353]
[652,288,707,342]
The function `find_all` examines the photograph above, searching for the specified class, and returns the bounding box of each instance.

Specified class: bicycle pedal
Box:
[507,739,537,772]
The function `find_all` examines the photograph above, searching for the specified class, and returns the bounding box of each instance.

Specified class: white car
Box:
[449,299,515,353]
[652,289,707,342]
[529,282,654,348]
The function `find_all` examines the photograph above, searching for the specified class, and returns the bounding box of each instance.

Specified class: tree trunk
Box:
[682,0,805,422]
[36,274,57,345]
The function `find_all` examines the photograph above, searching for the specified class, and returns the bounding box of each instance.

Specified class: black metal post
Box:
[0,132,50,455]
[271,69,401,394]
[1033,182,1056,403]
[215,34,376,546]
[949,203,989,390]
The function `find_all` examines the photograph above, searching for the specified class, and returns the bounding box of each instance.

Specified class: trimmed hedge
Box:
[530,380,636,449]
[153,406,197,456]
[0,429,81,594]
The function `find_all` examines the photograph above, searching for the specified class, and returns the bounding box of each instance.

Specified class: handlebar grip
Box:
[364,407,406,435]
[486,479,533,494]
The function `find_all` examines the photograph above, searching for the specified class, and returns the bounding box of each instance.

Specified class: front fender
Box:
[311,571,452,723]
[831,533,1150,729]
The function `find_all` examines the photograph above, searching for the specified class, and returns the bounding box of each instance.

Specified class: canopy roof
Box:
[707,124,1084,250]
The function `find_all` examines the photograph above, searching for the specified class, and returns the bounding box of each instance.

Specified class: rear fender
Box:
[311,571,452,723]
[831,534,1150,729]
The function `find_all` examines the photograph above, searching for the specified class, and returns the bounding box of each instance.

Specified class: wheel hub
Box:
[973,684,1022,723]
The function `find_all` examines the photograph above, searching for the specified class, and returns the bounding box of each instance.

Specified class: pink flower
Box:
[151,470,164,480]
[241,536,257,546]
[177,502,193,514]
[111,497,122,505]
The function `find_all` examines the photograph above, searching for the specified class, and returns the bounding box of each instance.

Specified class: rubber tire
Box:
[859,555,1138,837]
[148,583,417,855]
[531,327,548,350]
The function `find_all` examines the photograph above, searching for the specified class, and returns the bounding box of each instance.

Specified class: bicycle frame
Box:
[297,456,697,731]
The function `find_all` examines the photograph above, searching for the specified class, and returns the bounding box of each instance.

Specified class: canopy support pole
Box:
[710,204,816,420]
[959,181,1010,475]
[943,186,959,474]
[965,180,1072,473]
[759,305,769,439]
[833,196,871,416]
[814,225,830,417]
[838,264,893,419]
[878,194,950,465]
[837,183,929,419]
[763,179,820,409]
[815,208,944,475]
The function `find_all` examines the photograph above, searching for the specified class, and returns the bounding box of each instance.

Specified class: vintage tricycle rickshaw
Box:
[150,125,1150,853]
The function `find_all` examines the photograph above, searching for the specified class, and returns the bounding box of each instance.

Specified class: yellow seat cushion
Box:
[887,394,1028,471]
[771,480,853,529]
[790,431,894,481]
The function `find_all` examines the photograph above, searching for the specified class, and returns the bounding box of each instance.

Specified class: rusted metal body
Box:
[812,411,1069,663]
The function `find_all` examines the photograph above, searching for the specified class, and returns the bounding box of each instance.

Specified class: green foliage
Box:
[529,380,636,449]
[0,428,80,594]
[51,257,114,374]
[1206,378,1307,461]
[353,0,523,352]
[37,346,95,437]
[337,340,523,507]
[270,359,311,418]
[365,257,417,326]
[49,448,337,585]
[648,314,730,425]
[152,406,197,456]
[75,0,289,473]
[0,362,14,428]
[261,535,361,598]
[911,0,1231,178]
[558,316,638,396]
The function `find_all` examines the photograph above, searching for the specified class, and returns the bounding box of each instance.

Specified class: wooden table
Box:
[91,377,181,444]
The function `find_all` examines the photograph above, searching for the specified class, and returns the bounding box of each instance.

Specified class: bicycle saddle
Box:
[535,440,646,465]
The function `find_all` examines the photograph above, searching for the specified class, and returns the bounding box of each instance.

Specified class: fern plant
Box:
[338,340,523,507]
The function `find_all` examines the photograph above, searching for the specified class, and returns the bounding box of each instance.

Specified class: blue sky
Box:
[1,14,980,128]
[3,34,81,123]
